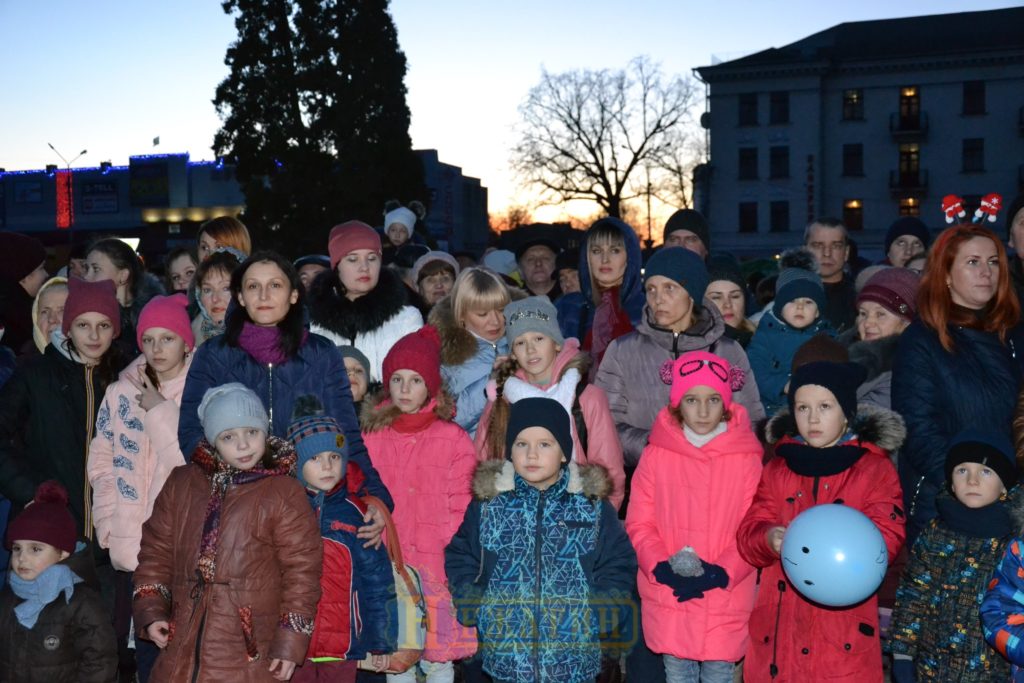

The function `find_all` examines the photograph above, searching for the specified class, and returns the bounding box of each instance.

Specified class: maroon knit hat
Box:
[382,325,443,397]
[0,232,46,284]
[5,481,77,553]
[137,293,195,351]
[61,277,120,337]
[328,220,382,269]
[857,268,920,322]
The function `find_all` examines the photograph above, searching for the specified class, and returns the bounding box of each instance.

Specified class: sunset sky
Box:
[1,0,1017,228]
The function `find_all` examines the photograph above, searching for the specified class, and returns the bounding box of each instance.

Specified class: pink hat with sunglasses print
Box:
[669,351,733,410]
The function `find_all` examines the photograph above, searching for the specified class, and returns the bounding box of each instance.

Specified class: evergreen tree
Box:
[213,0,425,255]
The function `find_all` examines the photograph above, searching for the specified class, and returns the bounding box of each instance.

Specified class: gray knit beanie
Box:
[198,382,270,444]
[773,268,825,318]
[504,296,564,345]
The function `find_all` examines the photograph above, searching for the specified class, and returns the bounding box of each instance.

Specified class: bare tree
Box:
[489,204,534,232]
[512,56,700,219]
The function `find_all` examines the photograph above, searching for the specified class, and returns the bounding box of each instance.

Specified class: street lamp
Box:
[47,143,87,245]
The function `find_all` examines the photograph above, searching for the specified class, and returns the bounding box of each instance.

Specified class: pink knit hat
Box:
[137,293,195,351]
[669,351,733,409]
[857,267,920,322]
[62,278,120,337]
[328,220,382,269]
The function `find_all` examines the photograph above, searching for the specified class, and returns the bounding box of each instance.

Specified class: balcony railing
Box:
[889,169,929,197]
[889,112,929,140]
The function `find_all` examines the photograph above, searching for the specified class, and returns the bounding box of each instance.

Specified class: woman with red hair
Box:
[892,224,1024,541]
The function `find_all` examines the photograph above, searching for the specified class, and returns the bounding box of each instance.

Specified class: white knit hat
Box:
[198,383,269,444]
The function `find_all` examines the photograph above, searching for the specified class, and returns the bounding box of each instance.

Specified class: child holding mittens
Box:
[361,325,478,682]
[133,383,322,682]
[625,351,763,682]
[889,431,1015,682]
[446,397,637,683]
[737,361,906,682]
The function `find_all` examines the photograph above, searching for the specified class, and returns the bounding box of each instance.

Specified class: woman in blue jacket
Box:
[178,251,393,513]
[893,224,1024,541]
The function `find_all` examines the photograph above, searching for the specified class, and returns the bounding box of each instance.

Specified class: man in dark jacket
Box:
[804,217,856,333]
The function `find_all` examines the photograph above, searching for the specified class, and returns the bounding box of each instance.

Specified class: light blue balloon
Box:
[780,504,888,607]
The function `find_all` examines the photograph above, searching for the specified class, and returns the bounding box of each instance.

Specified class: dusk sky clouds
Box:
[1,0,1017,223]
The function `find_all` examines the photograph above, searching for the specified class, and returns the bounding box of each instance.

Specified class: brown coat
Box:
[133,437,322,682]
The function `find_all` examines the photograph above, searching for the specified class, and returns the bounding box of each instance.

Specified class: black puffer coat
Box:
[0,541,117,682]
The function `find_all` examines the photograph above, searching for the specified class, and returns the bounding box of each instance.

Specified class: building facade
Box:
[694,7,1024,257]
[414,149,489,253]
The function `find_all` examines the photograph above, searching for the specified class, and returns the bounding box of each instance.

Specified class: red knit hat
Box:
[62,277,120,337]
[0,232,46,284]
[5,481,77,553]
[382,325,442,397]
[137,293,195,351]
[328,220,382,269]
[857,268,920,322]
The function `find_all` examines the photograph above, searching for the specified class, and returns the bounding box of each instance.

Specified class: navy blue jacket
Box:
[892,319,1024,536]
[178,333,393,509]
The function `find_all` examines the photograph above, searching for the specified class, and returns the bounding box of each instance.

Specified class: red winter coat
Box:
[626,404,762,662]
[737,406,907,683]
[361,391,478,662]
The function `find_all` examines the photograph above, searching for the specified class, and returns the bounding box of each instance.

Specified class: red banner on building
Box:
[56,169,73,229]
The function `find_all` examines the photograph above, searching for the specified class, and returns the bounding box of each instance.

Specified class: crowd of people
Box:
[2,194,1024,682]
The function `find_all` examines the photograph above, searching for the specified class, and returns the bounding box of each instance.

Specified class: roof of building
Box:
[697,7,1024,80]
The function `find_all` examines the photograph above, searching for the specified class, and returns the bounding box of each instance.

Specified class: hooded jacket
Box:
[892,318,1024,538]
[555,218,645,345]
[133,438,322,682]
[746,310,833,416]
[178,332,393,510]
[474,338,626,509]
[307,266,423,382]
[891,491,1013,682]
[981,498,1024,680]
[429,294,513,437]
[736,406,907,683]
[445,461,637,683]
[0,277,35,356]
[0,540,117,683]
[625,403,763,662]
[595,303,765,466]
[360,390,478,662]
[87,353,191,571]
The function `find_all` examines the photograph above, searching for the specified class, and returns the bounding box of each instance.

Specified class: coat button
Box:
[844,643,851,651]
[763,636,769,643]
[802,648,809,655]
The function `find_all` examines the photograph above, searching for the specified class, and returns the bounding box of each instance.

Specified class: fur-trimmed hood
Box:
[848,334,900,383]
[471,459,611,501]
[765,403,906,453]
[359,387,456,432]
[307,265,409,340]
[428,286,527,366]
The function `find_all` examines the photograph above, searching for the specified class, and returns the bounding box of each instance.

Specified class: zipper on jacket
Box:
[191,612,207,683]
[811,476,820,503]
[83,365,95,540]
[266,363,274,428]
[672,332,680,359]
[533,489,547,683]
[908,475,925,518]
[769,580,786,679]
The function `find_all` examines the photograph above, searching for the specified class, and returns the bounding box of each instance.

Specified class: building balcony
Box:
[889,170,929,197]
[889,112,929,140]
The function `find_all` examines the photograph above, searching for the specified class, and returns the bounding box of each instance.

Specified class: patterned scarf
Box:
[191,438,297,583]
[8,563,82,629]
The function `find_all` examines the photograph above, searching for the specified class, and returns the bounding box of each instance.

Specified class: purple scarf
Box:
[237,321,307,365]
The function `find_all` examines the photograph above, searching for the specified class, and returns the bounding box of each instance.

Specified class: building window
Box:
[842,144,864,176]
[899,197,920,217]
[962,138,985,173]
[738,147,758,180]
[769,91,789,124]
[738,202,758,233]
[769,146,789,179]
[899,143,920,184]
[738,93,758,126]
[769,201,789,233]
[899,86,920,129]
[843,200,864,231]
[842,89,864,120]
[963,80,986,116]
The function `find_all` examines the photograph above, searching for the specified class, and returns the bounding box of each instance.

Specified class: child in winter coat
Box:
[361,326,478,682]
[737,361,906,683]
[287,398,397,682]
[889,431,1015,682]
[133,383,322,682]
[0,481,117,682]
[446,397,638,683]
[747,265,832,415]
[475,296,626,509]
[626,351,763,682]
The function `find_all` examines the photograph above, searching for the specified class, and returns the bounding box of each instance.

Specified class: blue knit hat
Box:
[506,397,573,467]
[773,267,825,319]
[884,217,930,255]
[287,395,348,487]
[945,429,1017,490]
[643,247,710,302]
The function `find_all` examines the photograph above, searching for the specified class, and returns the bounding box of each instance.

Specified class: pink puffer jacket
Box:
[361,391,478,662]
[626,404,763,662]
[87,354,190,571]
